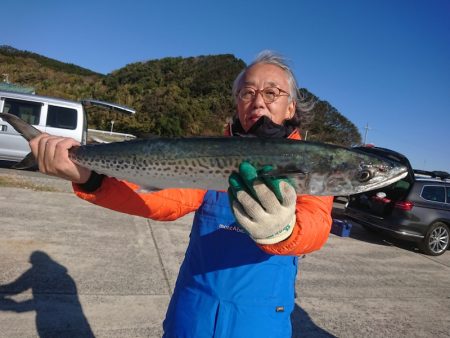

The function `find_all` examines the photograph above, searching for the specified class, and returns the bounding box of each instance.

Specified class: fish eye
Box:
[358,169,372,182]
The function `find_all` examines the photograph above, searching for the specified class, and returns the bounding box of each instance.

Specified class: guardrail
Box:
[88,129,136,143]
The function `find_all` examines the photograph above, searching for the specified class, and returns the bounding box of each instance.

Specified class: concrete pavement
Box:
[0,169,449,337]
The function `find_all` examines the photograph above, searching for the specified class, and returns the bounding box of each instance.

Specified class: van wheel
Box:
[418,222,450,256]
[360,224,379,234]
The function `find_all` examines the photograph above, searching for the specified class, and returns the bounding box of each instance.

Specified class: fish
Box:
[0,112,408,196]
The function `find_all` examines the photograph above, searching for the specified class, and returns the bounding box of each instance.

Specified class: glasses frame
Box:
[237,86,290,104]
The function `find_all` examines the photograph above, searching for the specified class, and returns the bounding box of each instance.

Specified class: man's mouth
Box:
[244,116,261,130]
[246,112,264,124]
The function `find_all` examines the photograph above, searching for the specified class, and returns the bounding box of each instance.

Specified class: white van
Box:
[0,90,135,162]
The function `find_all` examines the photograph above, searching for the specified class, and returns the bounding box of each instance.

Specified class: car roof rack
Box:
[413,169,450,181]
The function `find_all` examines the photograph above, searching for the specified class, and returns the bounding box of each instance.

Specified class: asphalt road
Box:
[0,168,449,337]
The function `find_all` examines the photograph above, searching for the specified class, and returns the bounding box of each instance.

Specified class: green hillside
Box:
[0,45,361,145]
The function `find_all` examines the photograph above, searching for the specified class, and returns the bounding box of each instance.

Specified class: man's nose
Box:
[253,90,266,105]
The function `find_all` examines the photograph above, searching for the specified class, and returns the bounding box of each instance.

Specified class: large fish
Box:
[0,112,407,196]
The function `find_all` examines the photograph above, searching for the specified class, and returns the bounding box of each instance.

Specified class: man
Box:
[30,50,333,337]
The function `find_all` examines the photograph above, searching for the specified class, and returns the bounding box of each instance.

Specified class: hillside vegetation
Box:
[0,45,361,145]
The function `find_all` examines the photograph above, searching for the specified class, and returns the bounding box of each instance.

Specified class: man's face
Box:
[236,63,295,132]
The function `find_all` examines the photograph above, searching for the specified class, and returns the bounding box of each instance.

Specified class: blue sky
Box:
[2,0,449,171]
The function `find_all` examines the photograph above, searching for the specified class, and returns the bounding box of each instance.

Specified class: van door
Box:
[0,98,43,162]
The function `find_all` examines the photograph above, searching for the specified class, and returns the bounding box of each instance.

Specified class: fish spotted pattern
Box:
[0,112,408,196]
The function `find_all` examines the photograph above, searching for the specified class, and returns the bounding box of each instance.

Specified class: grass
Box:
[0,175,60,192]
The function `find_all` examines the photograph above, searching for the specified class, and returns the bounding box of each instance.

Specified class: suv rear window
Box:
[421,186,446,203]
[4,98,41,125]
[46,105,77,130]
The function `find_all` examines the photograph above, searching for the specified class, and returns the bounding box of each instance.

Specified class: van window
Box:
[46,105,77,130]
[3,98,42,125]
[421,186,446,203]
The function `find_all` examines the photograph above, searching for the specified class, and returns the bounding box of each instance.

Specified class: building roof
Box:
[0,82,35,94]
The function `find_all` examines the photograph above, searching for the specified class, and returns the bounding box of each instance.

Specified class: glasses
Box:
[237,86,290,103]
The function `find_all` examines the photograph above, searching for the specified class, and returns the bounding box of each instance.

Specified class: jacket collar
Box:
[224,121,301,140]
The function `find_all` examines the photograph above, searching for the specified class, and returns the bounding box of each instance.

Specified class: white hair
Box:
[232,50,299,104]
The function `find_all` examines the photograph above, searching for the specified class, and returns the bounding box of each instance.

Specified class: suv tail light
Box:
[394,201,414,211]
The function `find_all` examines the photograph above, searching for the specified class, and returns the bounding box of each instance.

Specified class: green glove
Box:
[228,161,297,245]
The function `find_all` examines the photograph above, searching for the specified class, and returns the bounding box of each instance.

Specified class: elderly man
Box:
[30,50,333,337]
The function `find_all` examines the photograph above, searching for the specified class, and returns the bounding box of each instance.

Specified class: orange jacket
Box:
[73,130,333,256]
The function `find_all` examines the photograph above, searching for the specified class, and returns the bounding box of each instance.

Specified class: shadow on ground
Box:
[0,251,94,338]
[291,304,336,337]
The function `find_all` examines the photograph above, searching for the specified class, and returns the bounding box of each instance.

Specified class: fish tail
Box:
[0,112,41,169]
[0,112,42,141]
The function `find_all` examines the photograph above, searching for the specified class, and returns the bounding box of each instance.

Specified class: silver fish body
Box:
[69,137,407,195]
[0,112,408,196]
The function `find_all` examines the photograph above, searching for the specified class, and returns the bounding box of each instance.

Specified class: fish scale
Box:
[0,112,408,196]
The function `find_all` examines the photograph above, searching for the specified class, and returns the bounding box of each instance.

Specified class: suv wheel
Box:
[419,222,450,256]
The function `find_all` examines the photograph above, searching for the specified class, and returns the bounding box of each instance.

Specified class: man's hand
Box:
[29,134,91,184]
[228,162,297,245]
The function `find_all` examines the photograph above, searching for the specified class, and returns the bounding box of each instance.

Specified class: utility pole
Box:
[363,123,371,145]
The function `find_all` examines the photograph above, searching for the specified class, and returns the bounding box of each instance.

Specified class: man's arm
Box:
[29,135,207,221]
[73,178,207,221]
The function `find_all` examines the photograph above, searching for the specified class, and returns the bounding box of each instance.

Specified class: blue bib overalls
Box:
[163,191,298,338]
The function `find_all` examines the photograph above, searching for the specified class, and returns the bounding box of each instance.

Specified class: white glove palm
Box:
[228,162,297,245]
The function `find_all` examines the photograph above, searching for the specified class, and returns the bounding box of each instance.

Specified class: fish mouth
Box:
[377,170,408,187]
[357,169,409,194]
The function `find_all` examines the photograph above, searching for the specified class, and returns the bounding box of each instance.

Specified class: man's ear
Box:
[287,100,296,119]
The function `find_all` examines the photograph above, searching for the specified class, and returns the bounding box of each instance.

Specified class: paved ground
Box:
[0,168,449,337]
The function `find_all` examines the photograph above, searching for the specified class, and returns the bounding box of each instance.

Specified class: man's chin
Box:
[245,116,263,129]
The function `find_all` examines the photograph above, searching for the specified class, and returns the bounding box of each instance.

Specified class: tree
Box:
[1,45,362,144]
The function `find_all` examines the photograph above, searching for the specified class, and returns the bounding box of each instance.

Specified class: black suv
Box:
[345,146,450,256]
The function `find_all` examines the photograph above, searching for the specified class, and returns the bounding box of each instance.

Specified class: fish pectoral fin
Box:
[13,152,37,170]
[260,168,308,179]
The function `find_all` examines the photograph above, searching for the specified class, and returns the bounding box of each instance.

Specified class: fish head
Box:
[353,161,408,192]
[323,156,409,196]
